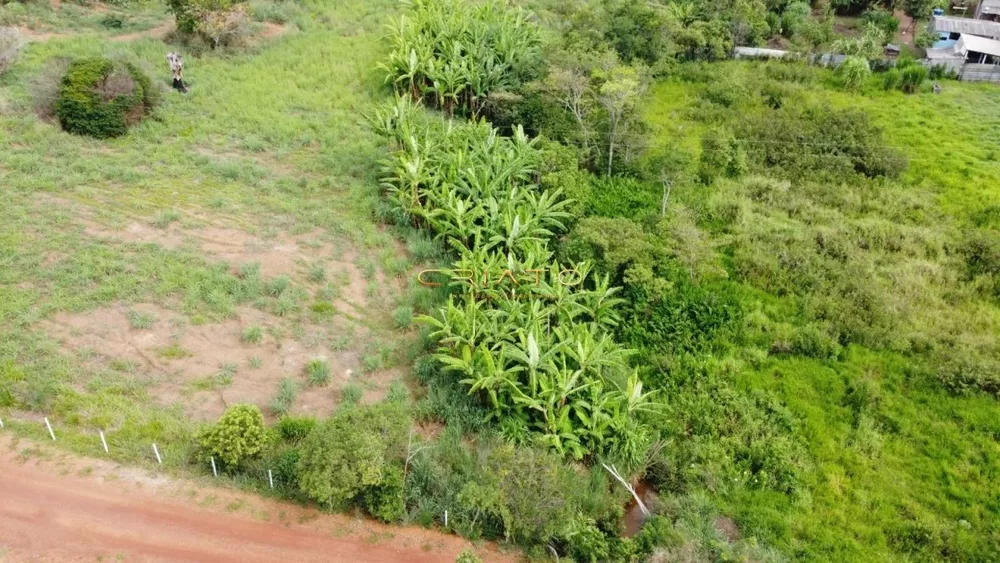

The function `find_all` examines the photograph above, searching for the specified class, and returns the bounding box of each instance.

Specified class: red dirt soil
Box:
[0,436,513,562]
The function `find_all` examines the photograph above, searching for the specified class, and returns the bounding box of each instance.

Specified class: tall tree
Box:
[594,63,645,175]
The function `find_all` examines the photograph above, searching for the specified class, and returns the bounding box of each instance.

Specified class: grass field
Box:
[0,0,424,467]
[643,61,1000,560]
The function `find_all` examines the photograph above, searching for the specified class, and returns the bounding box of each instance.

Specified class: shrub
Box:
[199,3,251,49]
[275,416,315,442]
[899,64,928,94]
[268,447,302,492]
[860,8,899,36]
[0,26,25,76]
[455,551,482,563]
[296,402,409,510]
[167,0,236,33]
[56,58,156,139]
[196,404,267,470]
[740,106,906,180]
[838,56,871,91]
[698,128,747,184]
[359,464,406,523]
[936,351,1000,396]
[882,68,902,91]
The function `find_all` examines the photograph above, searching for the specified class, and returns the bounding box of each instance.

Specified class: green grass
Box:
[241,325,264,345]
[0,0,407,470]
[269,377,298,416]
[304,358,330,386]
[126,309,156,330]
[641,60,1000,561]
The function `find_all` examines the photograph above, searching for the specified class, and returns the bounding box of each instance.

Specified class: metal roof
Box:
[958,34,1000,57]
[932,16,1000,38]
[979,0,1000,16]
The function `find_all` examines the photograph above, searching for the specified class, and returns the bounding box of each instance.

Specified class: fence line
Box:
[959,62,1000,83]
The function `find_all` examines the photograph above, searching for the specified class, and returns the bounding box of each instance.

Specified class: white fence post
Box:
[152,443,162,465]
[0,416,4,428]
[99,431,109,453]
[211,456,218,477]
[44,417,56,441]
[268,469,274,489]
[444,510,448,527]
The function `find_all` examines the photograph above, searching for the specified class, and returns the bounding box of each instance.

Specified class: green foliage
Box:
[406,432,621,547]
[454,551,482,563]
[166,0,236,34]
[56,58,155,139]
[899,62,928,94]
[378,0,540,116]
[305,358,330,386]
[241,325,263,344]
[698,128,747,184]
[860,7,899,36]
[296,403,408,511]
[739,105,906,180]
[359,463,406,523]
[275,416,316,442]
[838,56,871,91]
[269,377,297,416]
[196,404,267,470]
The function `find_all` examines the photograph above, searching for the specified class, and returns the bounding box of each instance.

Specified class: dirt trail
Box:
[0,436,511,562]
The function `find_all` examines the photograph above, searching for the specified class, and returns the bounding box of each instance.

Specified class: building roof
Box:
[958,34,1000,57]
[932,16,1000,38]
[979,0,1000,16]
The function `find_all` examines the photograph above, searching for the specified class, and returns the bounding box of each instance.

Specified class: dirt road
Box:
[0,436,510,562]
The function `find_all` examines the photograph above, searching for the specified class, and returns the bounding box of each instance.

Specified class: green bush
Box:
[167,0,237,34]
[56,58,156,139]
[455,551,482,563]
[275,416,316,442]
[899,64,928,94]
[359,464,406,523]
[296,403,409,510]
[838,56,871,91]
[860,8,899,36]
[196,404,267,470]
[882,68,902,91]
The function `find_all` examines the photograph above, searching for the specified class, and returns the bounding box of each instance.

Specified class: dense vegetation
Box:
[368,0,1000,561]
[2,0,999,561]
[56,57,158,138]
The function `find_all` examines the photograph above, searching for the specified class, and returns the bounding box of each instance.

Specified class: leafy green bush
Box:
[296,403,409,511]
[860,8,899,36]
[378,0,540,116]
[961,230,1000,298]
[359,464,406,523]
[196,404,267,470]
[739,105,906,180]
[698,127,747,184]
[585,176,660,219]
[167,0,236,33]
[56,58,156,139]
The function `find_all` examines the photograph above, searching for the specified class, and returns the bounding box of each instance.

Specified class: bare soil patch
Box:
[110,19,175,42]
[39,303,389,421]
[0,434,513,562]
